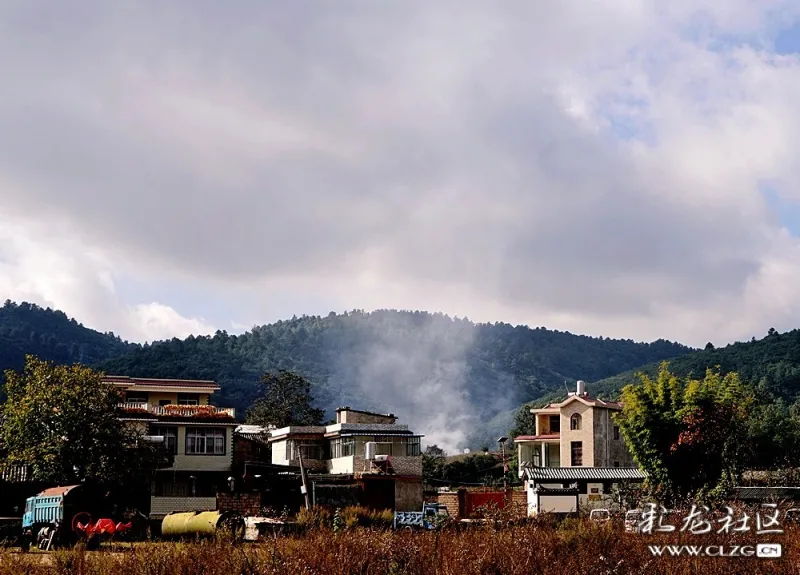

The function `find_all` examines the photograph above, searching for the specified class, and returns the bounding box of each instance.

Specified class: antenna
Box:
[564,380,569,395]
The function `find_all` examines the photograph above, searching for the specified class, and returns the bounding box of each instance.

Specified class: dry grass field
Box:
[1,518,798,575]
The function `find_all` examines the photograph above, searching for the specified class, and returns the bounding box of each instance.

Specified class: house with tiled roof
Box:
[109,376,239,518]
[515,381,644,515]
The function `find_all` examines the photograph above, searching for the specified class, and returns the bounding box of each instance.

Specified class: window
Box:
[407,437,421,456]
[613,460,620,468]
[373,435,397,456]
[613,425,620,440]
[186,427,226,455]
[330,438,355,458]
[549,415,560,433]
[125,391,148,404]
[288,441,325,460]
[570,413,582,431]
[151,426,178,454]
[159,399,172,406]
[177,393,200,406]
[570,441,583,466]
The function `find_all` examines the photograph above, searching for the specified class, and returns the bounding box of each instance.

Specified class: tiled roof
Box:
[531,396,623,412]
[103,375,220,389]
[235,424,273,436]
[523,466,646,481]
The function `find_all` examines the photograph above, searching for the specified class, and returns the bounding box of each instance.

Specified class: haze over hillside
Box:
[0,301,693,450]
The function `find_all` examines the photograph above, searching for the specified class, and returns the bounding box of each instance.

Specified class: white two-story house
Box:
[109,375,238,518]
[514,381,645,515]
[269,407,423,511]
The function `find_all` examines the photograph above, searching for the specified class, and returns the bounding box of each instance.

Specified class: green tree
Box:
[422,444,447,480]
[246,370,324,428]
[510,402,537,438]
[616,363,753,502]
[0,355,153,485]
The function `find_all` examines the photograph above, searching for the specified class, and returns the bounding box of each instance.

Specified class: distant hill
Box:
[95,309,692,448]
[590,328,800,401]
[0,301,697,448]
[0,300,136,374]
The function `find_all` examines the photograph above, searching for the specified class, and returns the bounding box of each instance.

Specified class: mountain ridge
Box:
[0,301,691,448]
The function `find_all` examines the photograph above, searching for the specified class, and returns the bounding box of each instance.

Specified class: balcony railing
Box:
[118,403,235,418]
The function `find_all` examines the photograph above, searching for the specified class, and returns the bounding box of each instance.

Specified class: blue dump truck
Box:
[393,503,450,530]
[20,483,146,551]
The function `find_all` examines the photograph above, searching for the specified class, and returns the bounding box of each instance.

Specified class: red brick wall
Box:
[217,492,262,515]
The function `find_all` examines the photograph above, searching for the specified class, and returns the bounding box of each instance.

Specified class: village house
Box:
[268,407,424,511]
[514,381,645,515]
[109,376,239,518]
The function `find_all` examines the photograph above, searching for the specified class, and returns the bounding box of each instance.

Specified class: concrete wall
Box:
[560,402,593,466]
[537,495,577,514]
[592,409,635,467]
[161,426,233,472]
[394,479,423,511]
[272,439,287,464]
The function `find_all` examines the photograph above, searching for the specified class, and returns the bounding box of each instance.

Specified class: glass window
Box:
[151,426,178,454]
[613,425,620,440]
[186,427,226,455]
[571,441,583,466]
[570,413,582,431]
[288,440,325,460]
[549,415,560,433]
[407,437,421,456]
[177,393,200,406]
[330,438,355,458]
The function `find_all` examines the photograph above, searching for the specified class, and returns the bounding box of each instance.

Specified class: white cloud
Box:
[0,212,215,342]
[129,303,215,341]
[1,1,800,347]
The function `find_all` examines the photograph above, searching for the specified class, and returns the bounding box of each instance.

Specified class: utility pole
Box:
[498,436,509,490]
[298,447,311,510]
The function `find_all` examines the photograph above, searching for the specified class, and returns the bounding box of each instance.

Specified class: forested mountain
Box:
[0,302,693,448]
[95,309,691,447]
[0,300,136,373]
[590,328,800,402]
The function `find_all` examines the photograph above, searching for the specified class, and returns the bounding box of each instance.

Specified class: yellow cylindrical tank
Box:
[161,511,221,538]
[185,511,223,535]
[161,510,244,539]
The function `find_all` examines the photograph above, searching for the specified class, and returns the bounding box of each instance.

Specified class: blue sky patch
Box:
[775,21,800,55]
[761,185,800,236]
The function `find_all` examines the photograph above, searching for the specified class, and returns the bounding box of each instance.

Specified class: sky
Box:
[1,1,800,348]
